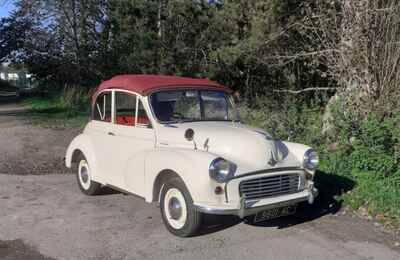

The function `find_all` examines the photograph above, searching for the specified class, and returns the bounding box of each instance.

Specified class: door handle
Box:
[108,132,115,136]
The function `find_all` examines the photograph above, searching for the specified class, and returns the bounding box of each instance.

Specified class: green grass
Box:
[317,156,400,225]
[22,97,89,129]
[339,170,400,224]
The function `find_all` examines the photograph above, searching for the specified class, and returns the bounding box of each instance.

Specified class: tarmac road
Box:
[0,174,399,260]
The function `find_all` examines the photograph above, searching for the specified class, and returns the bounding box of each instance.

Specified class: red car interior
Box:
[103,116,149,126]
[115,116,149,126]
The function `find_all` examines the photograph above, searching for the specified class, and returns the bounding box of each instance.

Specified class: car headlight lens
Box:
[303,149,319,171]
[209,158,237,183]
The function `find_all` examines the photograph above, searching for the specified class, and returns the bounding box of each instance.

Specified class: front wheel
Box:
[160,177,201,237]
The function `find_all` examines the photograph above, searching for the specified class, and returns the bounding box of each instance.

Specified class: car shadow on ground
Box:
[0,239,55,260]
[97,186,122,195]
[198,170,355,235]
[198,214,242,235]
[84,169,355,236]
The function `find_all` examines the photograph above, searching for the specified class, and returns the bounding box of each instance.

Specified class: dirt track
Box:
[0,102,79,175]
[1,102,400,260]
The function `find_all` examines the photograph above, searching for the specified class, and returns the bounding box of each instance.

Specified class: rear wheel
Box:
[160,177,201,237]
[75,153,101,195]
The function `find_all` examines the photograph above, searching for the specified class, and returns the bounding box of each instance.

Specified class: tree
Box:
[0,14,32,62]
[0,0,397,119]
[3,0,115,88]
[300,0,400,120]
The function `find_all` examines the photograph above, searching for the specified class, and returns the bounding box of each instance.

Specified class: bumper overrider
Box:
[194,171,318,218]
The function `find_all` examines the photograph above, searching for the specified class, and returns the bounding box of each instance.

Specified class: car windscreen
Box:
[150,89,238,123]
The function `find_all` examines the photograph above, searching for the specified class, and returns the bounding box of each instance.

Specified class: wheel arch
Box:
[152,169,184,203]
[144,149,219,203]
[70,149,84,168]
[65,134,98,177]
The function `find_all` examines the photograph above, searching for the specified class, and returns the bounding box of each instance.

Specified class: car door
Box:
[109,91,155,196]
[89,90,116,184]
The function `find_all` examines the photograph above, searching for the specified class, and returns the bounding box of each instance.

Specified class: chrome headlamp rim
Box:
[209,157,237,183]
[303,149,319,171]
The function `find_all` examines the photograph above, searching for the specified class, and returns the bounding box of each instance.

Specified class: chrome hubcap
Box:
[80,166,89,183]
[168,197,182,220]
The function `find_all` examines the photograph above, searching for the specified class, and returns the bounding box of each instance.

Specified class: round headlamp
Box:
[209,158,236,183]
[303,149,319,171]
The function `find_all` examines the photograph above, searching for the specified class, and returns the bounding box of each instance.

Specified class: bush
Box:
[22,87,91,128]
[322,107,400,222]
[239,96,324,148]
[60,86,91,111]
[331,112,399,176]
[241,97,400,223]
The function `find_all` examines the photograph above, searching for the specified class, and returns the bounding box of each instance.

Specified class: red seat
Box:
[137,116,150,125]
[116,116,149,126]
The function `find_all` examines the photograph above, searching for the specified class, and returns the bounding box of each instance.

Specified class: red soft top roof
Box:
[94,74,231,97]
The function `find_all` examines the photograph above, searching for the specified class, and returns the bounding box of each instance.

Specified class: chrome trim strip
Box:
[224,182,229,203]
[194,195,309,218]
[231,167,302,180]
[194,207,238,216]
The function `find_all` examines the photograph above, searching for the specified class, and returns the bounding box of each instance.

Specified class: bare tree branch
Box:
[273,87,337,94]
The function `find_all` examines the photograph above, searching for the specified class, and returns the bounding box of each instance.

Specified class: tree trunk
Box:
[156,0,169,72]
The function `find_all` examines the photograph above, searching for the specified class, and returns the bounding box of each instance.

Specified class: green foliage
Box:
[0,14,31,62]
[341,170,400,222]
[22,89,90,129]
[350,149,395,176]
[321,108,400,222]
[242,97,400,224]
[329,109,399,176]
[1,0,337,100]
[239,96,324,148]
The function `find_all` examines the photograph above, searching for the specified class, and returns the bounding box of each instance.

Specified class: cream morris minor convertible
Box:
[65,75,319,237]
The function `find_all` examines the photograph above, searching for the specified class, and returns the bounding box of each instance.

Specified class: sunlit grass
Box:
[22,97,89,129]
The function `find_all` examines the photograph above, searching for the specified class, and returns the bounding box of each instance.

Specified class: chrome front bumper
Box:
[194,184,318,218]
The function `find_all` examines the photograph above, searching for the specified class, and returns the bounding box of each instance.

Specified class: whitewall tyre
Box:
[75,154,101,195]
[160,177,201,237]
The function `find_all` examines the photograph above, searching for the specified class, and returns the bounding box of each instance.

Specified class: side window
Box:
[114,92,151,127]
[93,92,112,122]
[115,92,136,126]
[137,99,151,127]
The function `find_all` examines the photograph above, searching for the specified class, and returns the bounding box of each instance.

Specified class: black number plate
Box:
[253,205,297,223]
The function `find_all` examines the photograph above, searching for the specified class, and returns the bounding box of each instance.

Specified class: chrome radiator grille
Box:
[239,174,300,200]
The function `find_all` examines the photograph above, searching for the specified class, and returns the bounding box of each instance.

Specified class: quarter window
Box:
[137,99,151,127]
[93,92,112,122]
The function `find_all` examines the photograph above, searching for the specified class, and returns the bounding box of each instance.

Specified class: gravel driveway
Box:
[0,102,79,175]
[1,102,400,260]
[1,174,400,260]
